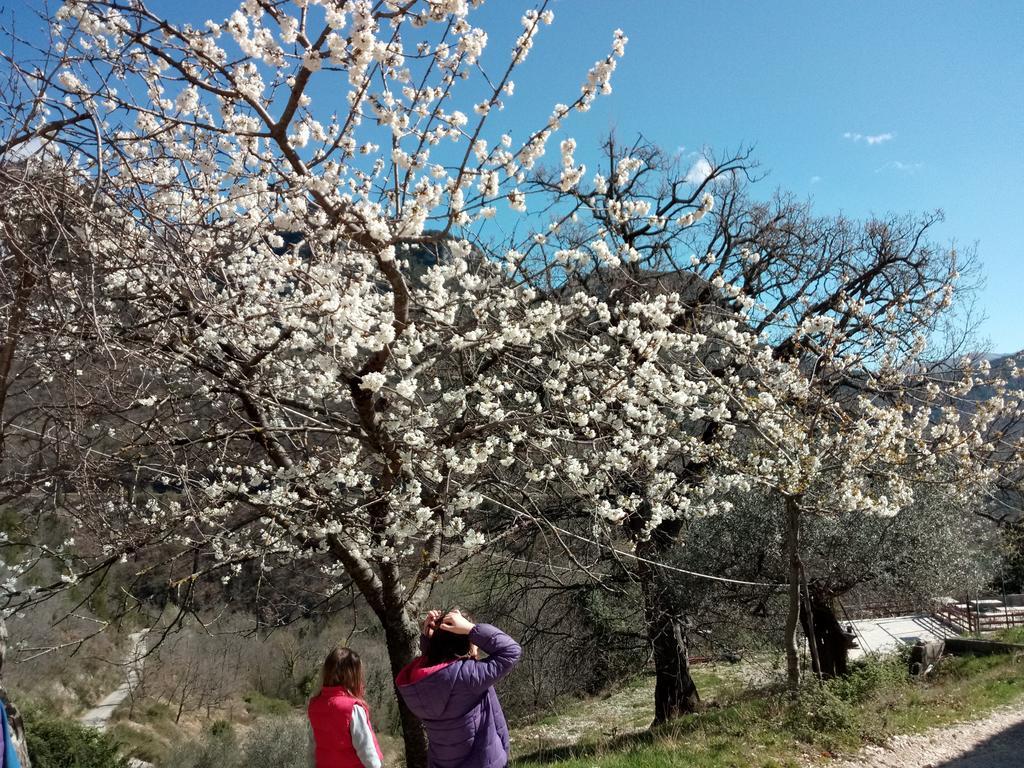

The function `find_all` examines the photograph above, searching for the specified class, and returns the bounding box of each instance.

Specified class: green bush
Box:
[829,656,908,703]
[25,710,128,768]
[208,719,234,738]
[162,716,309,768]
[782,657,912,749]
[784,683,859,748]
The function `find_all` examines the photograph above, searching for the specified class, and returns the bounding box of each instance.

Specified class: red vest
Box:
[308,687,383,768]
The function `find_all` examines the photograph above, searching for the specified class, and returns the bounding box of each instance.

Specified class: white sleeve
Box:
[350,705,383,768]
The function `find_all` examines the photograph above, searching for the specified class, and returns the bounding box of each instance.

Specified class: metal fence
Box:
[933,596,1024,635]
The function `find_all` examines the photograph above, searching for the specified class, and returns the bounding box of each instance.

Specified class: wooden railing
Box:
[934,601,1024,635]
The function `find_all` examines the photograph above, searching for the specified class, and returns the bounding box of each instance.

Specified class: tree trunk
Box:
[783,496,802,694]
[381,606,429,768]
[639,553,700,724]
[649,606,700,723]
[800,589,850,679]
[330,533,432,768]
[1,616,31,768]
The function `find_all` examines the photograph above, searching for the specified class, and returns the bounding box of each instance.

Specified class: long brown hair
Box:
[322,646,365,697]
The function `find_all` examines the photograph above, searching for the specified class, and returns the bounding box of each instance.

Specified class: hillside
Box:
[511,650,1024,768]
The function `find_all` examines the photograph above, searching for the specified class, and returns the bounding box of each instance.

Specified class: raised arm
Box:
[459,624,522,694]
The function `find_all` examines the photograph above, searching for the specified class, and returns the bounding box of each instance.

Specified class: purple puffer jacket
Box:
[396,624,521,768]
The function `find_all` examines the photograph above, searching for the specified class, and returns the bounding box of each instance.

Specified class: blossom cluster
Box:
[3,0,1016,610]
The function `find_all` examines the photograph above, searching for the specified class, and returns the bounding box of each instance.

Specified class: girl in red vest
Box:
[308,647,384,768]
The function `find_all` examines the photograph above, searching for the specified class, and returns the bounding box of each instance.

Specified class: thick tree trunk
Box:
[800,589,849,679]
[1,616,31,768]
[649,606,700,723]
[639,555,700,724]
[783,496,802,694]
[380,604,429,768]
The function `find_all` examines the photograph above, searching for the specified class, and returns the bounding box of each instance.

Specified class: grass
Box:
[990,627,1024,644]
[107,721,166,764]
[513,666,748,754]
[106,701,194,763]
[514,652,1024,768]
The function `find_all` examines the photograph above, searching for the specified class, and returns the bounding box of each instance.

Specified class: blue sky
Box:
[476,0,1023,352]
[6,0,1022,350]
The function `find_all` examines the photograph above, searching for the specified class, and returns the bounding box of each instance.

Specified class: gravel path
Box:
[79,630,148,731]
[829,703,1024,768]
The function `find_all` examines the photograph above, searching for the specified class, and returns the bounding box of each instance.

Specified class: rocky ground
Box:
[829,703,1024,768]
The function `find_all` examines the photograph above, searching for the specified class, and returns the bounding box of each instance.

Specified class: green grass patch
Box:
[515,653,1024,768]
[989,627,1024,644]
[243,691,297,717]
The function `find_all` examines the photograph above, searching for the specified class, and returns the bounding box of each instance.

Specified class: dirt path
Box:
[510,666,1024,768]
[79,630,148,731]
[830,704,1024,768]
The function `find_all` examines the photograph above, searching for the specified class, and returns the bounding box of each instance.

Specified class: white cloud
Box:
[810,175,822,185]
[875,160,923,174]
[684,156,713,184]
[843,131,895,145]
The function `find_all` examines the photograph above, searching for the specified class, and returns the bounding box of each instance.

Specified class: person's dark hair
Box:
[322,646,365,696]
[425,608,473,664]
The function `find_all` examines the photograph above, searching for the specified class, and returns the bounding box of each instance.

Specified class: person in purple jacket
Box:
[396,609,521,768]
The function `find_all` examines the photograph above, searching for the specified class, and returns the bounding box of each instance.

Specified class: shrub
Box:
[782,657,912,749]
[162,716,309,768]
[829,656,908,703]
[161,723,238,768]
[208,719,234,738]
[243,691,294,717]
[241,716,310,768]
[784,683,859,748]
[105,722,164,765]
[25,710,128,768]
